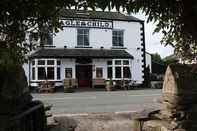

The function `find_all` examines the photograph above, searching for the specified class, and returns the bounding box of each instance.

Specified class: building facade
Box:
[24,10,146,88]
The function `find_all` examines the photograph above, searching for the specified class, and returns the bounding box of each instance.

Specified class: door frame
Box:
[76,64,93,88]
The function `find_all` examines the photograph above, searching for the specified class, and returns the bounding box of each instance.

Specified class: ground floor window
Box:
[31,59,61,81]
[38,67,46,80]
[115,67,121,78]
[57,67,61,80]
[123,67,131,78]
[107,59,131,79]
[96,67,103,78]
[32,67,35,80]
[107,67,113,78]
[65,68,72,78]
[47,67,54,79]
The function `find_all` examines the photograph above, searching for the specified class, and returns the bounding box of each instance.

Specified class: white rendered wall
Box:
[53,28,76,48]
[90,29,112,49]
[146,53,152,73]
[113,21,143,83]
[46,20,144,84]
[23,63,29,84]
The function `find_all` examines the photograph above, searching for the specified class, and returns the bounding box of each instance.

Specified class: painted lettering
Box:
[64,19,113,29]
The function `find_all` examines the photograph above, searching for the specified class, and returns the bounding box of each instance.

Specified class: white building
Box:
[145,52,152,73]
[25,10,146,89]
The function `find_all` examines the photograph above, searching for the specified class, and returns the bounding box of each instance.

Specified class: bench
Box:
[92,79,106,88]
[38,81,55,93]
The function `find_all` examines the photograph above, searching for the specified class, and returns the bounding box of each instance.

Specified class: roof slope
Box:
[60,9,143,22]
[30,48,133,59]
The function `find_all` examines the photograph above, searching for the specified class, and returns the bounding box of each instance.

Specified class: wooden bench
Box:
[92,79,106,88]
[38,81,55,93]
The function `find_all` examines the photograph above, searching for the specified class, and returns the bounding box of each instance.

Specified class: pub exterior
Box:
[24,9,146,89]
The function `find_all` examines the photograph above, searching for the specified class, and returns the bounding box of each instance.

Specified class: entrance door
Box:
[76,65,92,88]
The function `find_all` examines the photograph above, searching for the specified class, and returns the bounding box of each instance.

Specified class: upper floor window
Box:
[40,32,53,46]
[77,29,89,47]
[112,30,124,47]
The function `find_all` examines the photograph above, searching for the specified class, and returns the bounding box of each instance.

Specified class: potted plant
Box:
[105,78,113,91]
[64,79,75,93]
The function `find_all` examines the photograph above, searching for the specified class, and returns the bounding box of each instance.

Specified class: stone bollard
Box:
[132,64,197,131]
[161,64,197,130]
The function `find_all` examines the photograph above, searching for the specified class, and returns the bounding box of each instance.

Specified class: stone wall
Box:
[133,64,197,131]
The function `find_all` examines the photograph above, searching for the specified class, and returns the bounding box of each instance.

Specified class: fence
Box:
[1,101,46,131]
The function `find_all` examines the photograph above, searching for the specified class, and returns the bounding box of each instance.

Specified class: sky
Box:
[132,13,174,58]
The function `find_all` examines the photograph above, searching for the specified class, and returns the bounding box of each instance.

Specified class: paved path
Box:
[32,89,162,114]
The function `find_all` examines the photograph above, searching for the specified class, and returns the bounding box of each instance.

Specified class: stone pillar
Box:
[132,64,197,131]
[161,64,197,130]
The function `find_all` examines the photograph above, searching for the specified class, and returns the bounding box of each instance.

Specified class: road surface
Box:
[32,89,162,114]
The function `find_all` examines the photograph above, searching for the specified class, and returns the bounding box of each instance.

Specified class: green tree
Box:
[163,54,179,65]
[152,53,163,64]
[1,0,197,64]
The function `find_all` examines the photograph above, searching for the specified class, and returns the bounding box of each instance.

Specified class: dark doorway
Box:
[76,65,92,88]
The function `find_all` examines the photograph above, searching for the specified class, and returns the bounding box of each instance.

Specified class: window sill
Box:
[75,46,93,48]
[38,45,56,48]
[111,47,127,49]
[30,80,62,83]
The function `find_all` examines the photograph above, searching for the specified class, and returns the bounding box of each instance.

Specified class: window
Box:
[32,67,35,80]
[38,60,45,65]
[107,59,131,79]
[112,30,124,47]
[47,60,54,65]
[115,60,121,65]
[40,27,53,45]
[38,67,46,80]
[57,67,61,80]
[96,68,103,78]
[115,67,121,78]
[47,32,53,45]
[123,67,131,78]
[57,60,61,65]
[77,29,89,46]
[107,60,112,65]
[123,60,129,65]
[107,67,113,78]
[32,60,35,66]
[29,33,39,50]
[47,67,54,79]
[31,59,61,81]
[65,68,72,78]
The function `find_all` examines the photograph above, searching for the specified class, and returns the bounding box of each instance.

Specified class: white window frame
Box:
[107,59,131,80]
[31,59,61,81]
[77,28,90,47]
[112,30,124,47]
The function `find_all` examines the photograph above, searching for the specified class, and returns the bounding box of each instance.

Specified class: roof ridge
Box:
[60,9,143,22]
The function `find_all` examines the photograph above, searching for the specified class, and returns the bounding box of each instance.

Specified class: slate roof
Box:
[60,9,143,22]
[29,48,133,59]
